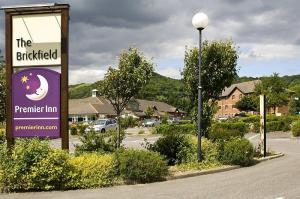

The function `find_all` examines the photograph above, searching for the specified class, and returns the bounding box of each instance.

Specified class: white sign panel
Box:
[12,13,61,67]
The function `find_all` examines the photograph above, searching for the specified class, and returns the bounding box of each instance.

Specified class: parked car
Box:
[86,118,118,133]
[141,119,161,127]
[234,112,246,117]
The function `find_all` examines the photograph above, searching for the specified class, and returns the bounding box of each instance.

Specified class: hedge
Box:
[291,121,300,137]
[154,124,195,135]
[69,153,117,188]
[252,121,291,133]
[212,122,249,136]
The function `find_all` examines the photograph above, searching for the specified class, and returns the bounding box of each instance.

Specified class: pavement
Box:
[3,131,300,199]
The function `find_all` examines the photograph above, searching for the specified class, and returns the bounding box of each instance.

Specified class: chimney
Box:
[92,89,98,97]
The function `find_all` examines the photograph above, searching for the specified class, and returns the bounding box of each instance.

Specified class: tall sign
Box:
[12,68,60,138]
[260,94,267,157]
[3,4,70,150]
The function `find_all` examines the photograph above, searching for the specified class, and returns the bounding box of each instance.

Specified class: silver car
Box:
[88,119,118,133]
[142,119,161,127]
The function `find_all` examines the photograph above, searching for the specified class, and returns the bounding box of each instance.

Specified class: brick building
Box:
[216,80,261,118]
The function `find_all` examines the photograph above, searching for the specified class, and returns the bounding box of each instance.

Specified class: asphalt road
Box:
[50,127,160,151]
[3,133,300,199]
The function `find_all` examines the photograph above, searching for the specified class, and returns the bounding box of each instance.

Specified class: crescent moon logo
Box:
[26,75,49,101]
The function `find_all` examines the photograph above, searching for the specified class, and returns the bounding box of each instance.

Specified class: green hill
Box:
[69,72,300,110]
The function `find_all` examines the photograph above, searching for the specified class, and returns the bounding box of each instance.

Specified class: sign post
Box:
[2,4,70,150]
[260,94,266,157]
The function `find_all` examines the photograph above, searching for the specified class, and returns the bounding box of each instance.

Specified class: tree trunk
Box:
[117,114,121,148]
[273,106,276,114]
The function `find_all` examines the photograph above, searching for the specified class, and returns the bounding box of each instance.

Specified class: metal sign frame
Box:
[3,4,70,150]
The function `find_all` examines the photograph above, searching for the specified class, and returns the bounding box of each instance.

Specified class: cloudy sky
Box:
[1,0,300,84]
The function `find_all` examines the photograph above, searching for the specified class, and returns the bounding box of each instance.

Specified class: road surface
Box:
[3,132,300,199]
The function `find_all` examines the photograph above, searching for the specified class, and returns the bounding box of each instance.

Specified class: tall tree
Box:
[182,40,239,137]
[100,47,154,147]
[234,95,258,112]
[254,73,289,114]
[288,84,300,114]
[0,50,5,123]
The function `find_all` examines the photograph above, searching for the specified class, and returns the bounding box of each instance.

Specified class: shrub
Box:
[0,129,5,144]
[26,149,74,190]
[75,130,125,155]
[76,123,89,135]
[178,120,192,125]
[221,138,254,166]
[0,138,56,191]
[69,153,117,188]
[70,124,78,135]
[209,127,243,141]
[115,149,168,183]
[120,116,138,129]
[292,121,300,137]
[183,136,220,163]
[239,115,259,123]
[154,124,195,135]
[212,122,249,136]
[148,133,192,165]
[252,121,291,133]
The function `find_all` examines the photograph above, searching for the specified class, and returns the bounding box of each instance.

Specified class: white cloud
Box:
[156,67,182,79]
[240,43,300,60]
[69,68,106,84]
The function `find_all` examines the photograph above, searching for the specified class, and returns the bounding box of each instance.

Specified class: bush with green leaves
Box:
[182,136,220,163]
[75,130,125,155]
[0,138,76,192]
[0,129,5,144]
[212,122,249,136]
[69,153,117,188]
[69,124,78,135]
[115,149,168,183]
[26,149,74,190]
[154,124,195,135]
[148,132,219,165]
[291,121,300,137]
[221,138,254,166]
[120,116,138,129]
[209,127,244,141]
[252,121,290,133]
[148,132,192,165]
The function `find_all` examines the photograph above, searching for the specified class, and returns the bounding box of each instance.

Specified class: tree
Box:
[287,84,300,114]
[0,50,5,123]
[100,47,154,147]
[234,95,258,112]
[144,106,154,118]
[182,40,239,137]
[254,73,289,114]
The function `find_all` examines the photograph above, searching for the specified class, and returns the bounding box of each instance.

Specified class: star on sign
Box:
[21,76,29,84]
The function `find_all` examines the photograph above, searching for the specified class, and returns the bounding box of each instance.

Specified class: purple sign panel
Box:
[12,68,60,138]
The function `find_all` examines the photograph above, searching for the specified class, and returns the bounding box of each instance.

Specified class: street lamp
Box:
[192,12,208,161]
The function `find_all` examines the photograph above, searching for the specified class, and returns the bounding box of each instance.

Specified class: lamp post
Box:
[192,12,208,161]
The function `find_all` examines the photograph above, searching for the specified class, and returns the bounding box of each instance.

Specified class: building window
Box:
[225,105,228,110]
[232,95,235,99]
[218,106,221,109]
[239,94,243,99]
